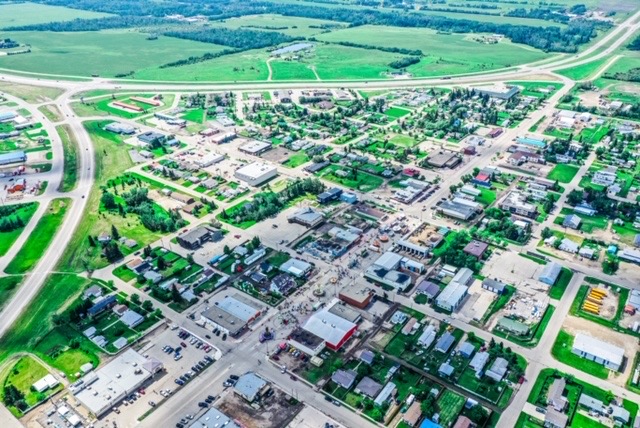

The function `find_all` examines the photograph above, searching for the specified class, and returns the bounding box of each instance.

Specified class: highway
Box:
[0,9,638,427]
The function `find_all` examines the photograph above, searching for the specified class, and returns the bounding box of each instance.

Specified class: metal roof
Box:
[302,308,356,347]
[572,333,624,367]
[234,372,267,402]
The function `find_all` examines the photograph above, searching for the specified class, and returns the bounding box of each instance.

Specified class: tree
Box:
[142,300,154,312]
[602,258,619,275]
[131,293,141,305]
[101,192,117,209]
[187,253,194,264]
[567,189,584,206]
[223,245,231,255]
[157,256,167,270]
[111,224,120,241]
[251,236,261,248]
[104,241,123,262]
[541,227,553,239]
[171,284,183,303]
[3,384,24,408]
[143,245,152,258]
[87,235,96,247]
[468,405,489,424]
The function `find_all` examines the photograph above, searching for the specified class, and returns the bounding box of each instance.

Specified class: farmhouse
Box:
[571,333,624,371]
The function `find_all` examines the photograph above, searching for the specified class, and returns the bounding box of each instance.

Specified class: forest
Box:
[164,27,301,50]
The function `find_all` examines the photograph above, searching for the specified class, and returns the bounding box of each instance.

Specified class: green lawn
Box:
[317,164,383,192]
[0,276,23,313]
[0,274,101,378]
[385,107,412,119]
[112,265,138,283]
[57,124,79,192]
[283,152,310,168]
[271,61,317,80]
[549,268,573,300]
[551,330,609,379]
[4,198,71,274]
[556,56,611,80]
[0,355,61,416]
[181,108,205,123]
[571,413,608,428]
[0,202,38,257]
[547,164,580,184]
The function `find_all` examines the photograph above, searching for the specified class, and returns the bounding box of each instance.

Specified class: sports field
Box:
[0,31,222,78]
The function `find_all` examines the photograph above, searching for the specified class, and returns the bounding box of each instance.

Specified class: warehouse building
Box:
[300,308,357,351]
[71,349,163,417]
[0,150,26,166]
[190,408,241,428]
[105,122,136,135]
[473,84,520,100]
[538,262,562,286]
[201,294,265,336]
[234,162,278,186]
[287,207,324,228]
[571,333,624,371]
[239,140,272,156]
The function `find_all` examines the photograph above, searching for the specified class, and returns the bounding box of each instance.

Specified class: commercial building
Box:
[288,326,325,356]
[538,262,562,286]
[474,84,520,100]
[279,258,312,278]
[300,308,357,351]
[0,150,26,165]
[201,294,265,336]
[463,240,489,259]
[287,207,324,228]
[105,122,136,135]
[427,152,461,168]
[437,199,479,221]
[239,140,272,156]
[176,226,219,249]
[500,191,537,218]
[234,162,278,186]
[436,282,468,311]
[365,251,424,291]
[318,187,343,204]
[497,317,529,336]
[482,278,506,294]
[571,333,624,371]
[339,284,373,309]
[71,349,163,417]
[190,408,241,428]
[196,152,224,168]
[233,372,268,402]
[617,248,640,264]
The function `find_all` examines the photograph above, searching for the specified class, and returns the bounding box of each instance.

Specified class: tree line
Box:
[164,27,301,50]
[26,0,224,17]
[308,38,422,56]
[0,203,35,233]
[389,56,420,69]
[6,16,171,31]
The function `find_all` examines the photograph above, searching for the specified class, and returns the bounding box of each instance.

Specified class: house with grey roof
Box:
[547,377,567,411]
[470,351,490,376]
[563,214,581,230]
[331,369,357,390]
[544,408,568,428]
[355,377,382,398]
[485,357,508,382]
[458,341,475,359]
[435,332,455,353]
[538,262,561,285]
[578,394,604,413]
[438,363,454,377]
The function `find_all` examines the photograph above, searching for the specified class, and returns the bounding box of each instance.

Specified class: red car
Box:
[234,234,241,239]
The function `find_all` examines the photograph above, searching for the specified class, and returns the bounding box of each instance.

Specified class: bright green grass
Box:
[436,390,465,427]
[385,107,411,119]
[551,330,609,379]
[317,164,384,192]
[271,60,317,80]
[316,26,549,76]
[181,108,205,123]
[136,49,269,82]
[556,56,612,80]
[57,124,79,192]
[0,202,38,257]
[0,276,23,312]
[571,413,608,428]
[4,198,70,274]
[0,274,101,377]
[0,31,222,78]
[0,2,111,28]
[548,268,573,300]
[207,13,346,38]
[547,164,580,183]
[283,152,310,168]
[312,43,404,80]
[389,133,416,146]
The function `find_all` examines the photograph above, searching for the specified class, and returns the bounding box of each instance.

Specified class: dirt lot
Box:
[481,251,548,292]
[287,405,344,428]
[261,146,292,163]
[562,315,637,386]
[576,90,602,108]
[218,386,303,428]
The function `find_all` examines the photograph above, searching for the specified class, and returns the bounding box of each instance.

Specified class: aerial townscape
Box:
[0,1,639,428]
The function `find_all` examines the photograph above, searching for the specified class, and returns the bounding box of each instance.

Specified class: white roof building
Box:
[301,308,357,350]
[571,333,624,371]
[234,162,278,186]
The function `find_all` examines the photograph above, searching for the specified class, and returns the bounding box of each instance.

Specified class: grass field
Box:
[547,164,580,183]
[317,164,384,192]
[56,124,79,192]
[0,274,101,378]
[549,268,573,300]
[556,56,612,80]
[0,2,111,28]
[0,202,38,257]
[38,104,63,122]
[0,355,60,415]
[316,26,549,77]
[0,31,222,78]
[4,198,70,274]
[271,61,317,80]
[0,276,23,313]
[57,121,136,272]
[0,81,63,103]
[208,14,345,38]
[551,330,609,379]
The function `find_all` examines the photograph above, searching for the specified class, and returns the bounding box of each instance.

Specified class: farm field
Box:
[4,198,71,274]
[207,14,346,37]
[0,2,111,28]
[315,26,550,76]
[0,31,222,78]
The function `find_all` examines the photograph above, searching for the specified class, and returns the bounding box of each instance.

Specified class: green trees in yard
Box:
[3,384,26,411]
[567,189,584,206]
[602,258,619,275]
